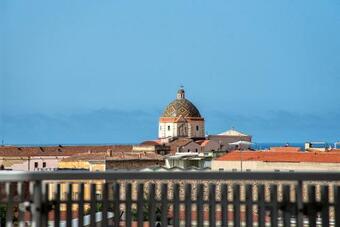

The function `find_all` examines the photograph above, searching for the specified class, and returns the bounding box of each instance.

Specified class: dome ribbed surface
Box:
[161,99,201,118]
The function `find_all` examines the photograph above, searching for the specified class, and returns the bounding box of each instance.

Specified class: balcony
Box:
[0,171,340,226]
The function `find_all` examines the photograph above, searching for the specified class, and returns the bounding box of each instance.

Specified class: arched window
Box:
[168,125,171,131]
[196,125,199,131]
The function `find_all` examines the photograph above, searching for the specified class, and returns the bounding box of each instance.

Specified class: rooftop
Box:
[0,145,133,157]
[217,128,249,137]
[60,151,164,162]
[216,151,340,163]
[269,146,301,152]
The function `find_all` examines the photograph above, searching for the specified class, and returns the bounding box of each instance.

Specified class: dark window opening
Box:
[43,162,46,168]
[168,126,170,131]
[34,162,38,168]
[196,125,199,131]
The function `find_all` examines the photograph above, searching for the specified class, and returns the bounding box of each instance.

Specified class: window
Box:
[167,126,170,131]
[195,149,198,152]
[34,162,38,168]
[43,162,46,168]
[196,125,199,131]
[188,149,190,152]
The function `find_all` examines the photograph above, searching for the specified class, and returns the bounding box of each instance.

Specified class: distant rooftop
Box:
[0,145,133,157]
[61,151,164,162]
[216,151,340,163]
[218,128,249,136]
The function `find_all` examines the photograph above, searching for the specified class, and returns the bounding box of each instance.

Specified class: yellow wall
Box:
[55,160,105,211]
[58,160,90,169]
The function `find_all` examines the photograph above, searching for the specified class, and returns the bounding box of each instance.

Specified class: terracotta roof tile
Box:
[269,147,301,152]
[106,152,164,161]
[0,145,132,157]
[196,140,211,147]
[167,138,195,154]
[201,140,211,147]
[216,151,340,163]
[61,152,164,162]
[140,140,161,146]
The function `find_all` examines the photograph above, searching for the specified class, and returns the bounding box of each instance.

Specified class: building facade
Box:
[212,150,340,172]
[208,128,252,151]
[0,145,132,171]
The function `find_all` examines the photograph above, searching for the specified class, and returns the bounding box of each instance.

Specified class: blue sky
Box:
[1,0,340,144]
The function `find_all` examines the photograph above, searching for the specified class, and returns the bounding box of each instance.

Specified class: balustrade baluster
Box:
[90,184,96,227]
[185,184,192,227]
[233,184,240,227]
[113,183,120,227]
[221,184,228,227]
[137,183,144,227]
[270,184,278,227]
[321,185,329,227]
[173,183,180,227]
[308,185,316,227]
[78,183,84,227]
[258,184,265,227]
[245,184,253,227]
[209,184,216,227]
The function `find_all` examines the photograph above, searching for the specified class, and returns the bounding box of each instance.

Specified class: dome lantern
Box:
[177,86,185,99]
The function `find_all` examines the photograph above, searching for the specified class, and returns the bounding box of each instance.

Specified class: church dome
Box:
[161,88,201,118]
